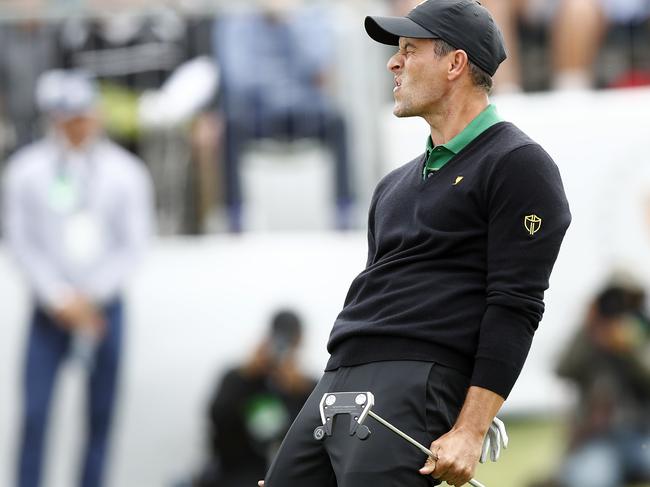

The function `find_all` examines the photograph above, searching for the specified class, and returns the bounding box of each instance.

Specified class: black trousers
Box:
[264,361,470,487]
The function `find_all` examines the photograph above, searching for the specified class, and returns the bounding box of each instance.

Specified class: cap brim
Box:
[364,15,435,46]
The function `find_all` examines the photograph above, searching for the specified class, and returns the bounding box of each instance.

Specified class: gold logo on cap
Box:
[524,214,542,236]
[453,176,464,185]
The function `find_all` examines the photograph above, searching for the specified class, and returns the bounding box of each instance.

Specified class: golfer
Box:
[261,1,571,486]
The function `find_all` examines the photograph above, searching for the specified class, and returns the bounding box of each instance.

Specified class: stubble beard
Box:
[394,86,440,120]
[393,99,419,118]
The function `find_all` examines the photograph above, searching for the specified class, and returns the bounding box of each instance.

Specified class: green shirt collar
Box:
[424,104,502,176]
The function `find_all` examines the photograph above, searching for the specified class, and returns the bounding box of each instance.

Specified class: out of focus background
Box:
[0,0,649,486]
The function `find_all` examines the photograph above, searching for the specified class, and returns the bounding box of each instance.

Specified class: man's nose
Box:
[387,53,402,73]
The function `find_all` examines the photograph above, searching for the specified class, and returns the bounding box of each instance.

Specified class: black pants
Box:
[264,361,470,487]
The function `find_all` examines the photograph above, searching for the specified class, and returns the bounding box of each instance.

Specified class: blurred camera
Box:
[268,310,302,363]
[596,284,645,318]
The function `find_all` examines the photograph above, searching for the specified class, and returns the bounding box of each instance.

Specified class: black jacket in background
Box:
[205,367,315,486]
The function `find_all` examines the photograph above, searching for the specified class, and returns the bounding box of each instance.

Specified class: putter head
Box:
[313,392,374,441]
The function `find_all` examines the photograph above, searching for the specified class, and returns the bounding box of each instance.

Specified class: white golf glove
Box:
[479,416,508,463]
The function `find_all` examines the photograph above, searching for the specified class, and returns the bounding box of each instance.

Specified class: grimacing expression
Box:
[387,37,451,118]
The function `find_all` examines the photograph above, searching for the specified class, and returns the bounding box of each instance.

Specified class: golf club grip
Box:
[367,411,487,487]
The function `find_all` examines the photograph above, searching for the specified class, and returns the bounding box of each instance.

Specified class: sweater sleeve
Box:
[470,144,571,398]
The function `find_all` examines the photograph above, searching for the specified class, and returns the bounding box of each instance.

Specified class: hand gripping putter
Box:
[313,392,487,487]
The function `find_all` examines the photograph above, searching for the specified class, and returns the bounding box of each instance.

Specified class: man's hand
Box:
[272,355,312,394]
[242,342,273,377]
[419,426,483,486]
[52,293,105,336]
[420,386,504,486]
[258,482,264,486]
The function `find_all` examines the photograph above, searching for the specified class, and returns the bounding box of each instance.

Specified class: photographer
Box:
[554,275,650,487]
[196,310,316,487]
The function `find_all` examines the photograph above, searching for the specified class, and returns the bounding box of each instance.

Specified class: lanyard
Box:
[48,146,96,214]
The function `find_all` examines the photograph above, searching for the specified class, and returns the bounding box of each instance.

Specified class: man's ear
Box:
[448,49,469,81]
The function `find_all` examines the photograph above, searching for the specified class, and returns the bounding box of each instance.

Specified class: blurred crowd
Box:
[0,0,649,235]
[1,0,353,234]
[532,275,650,487]
[1,1,650,487]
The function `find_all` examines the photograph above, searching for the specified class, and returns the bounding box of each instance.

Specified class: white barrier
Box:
[242,141,335,232]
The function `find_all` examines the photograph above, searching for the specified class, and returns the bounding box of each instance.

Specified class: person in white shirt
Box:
[2,69,154,487]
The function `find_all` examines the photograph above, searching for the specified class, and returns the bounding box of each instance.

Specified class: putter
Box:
[313,392,486,487]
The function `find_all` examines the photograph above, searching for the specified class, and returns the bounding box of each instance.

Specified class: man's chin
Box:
[393,107,414,118]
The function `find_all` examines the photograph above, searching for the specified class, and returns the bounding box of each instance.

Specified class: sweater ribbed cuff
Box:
[470,357,520,399]
[470,304,537,399]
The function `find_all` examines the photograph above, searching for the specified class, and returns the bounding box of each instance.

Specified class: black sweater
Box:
[326,122,571,398]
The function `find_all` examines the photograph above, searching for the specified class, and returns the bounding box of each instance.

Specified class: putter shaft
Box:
[367,410,486,487]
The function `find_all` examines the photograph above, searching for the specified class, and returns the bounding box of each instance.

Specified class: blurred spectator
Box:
[59,8,216,234]
[2,70,154,487]
[137,54,221,234]
[0,16,60,155]
[480,0,525,93]
[58,8,189,152]
[550,276,650,487]
[194,310,316,487]
[482,0,650,91]
[214,0,354,232]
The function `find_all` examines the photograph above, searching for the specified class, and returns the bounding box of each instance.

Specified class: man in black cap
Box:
[259,1,571,486]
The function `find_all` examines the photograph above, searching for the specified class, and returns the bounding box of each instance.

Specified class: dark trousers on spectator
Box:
[17,300,123,487]
[264,360,470,487]
[223,107,353,232]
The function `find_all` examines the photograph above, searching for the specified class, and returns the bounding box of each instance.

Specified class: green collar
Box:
[423,104,502,178]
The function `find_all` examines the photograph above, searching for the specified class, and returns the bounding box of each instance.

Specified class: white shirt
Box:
[2,135,154,307]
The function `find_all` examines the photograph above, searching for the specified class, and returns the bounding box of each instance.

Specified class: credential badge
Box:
[524,214,542,236]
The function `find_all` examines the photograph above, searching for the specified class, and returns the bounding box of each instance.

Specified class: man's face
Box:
[387,37,450,118]
[55,113,100,149]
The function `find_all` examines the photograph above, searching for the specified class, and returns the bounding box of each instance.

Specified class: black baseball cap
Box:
[365,0,507,77]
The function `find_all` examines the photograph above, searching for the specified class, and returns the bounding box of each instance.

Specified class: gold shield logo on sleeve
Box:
[524,214,542,236]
